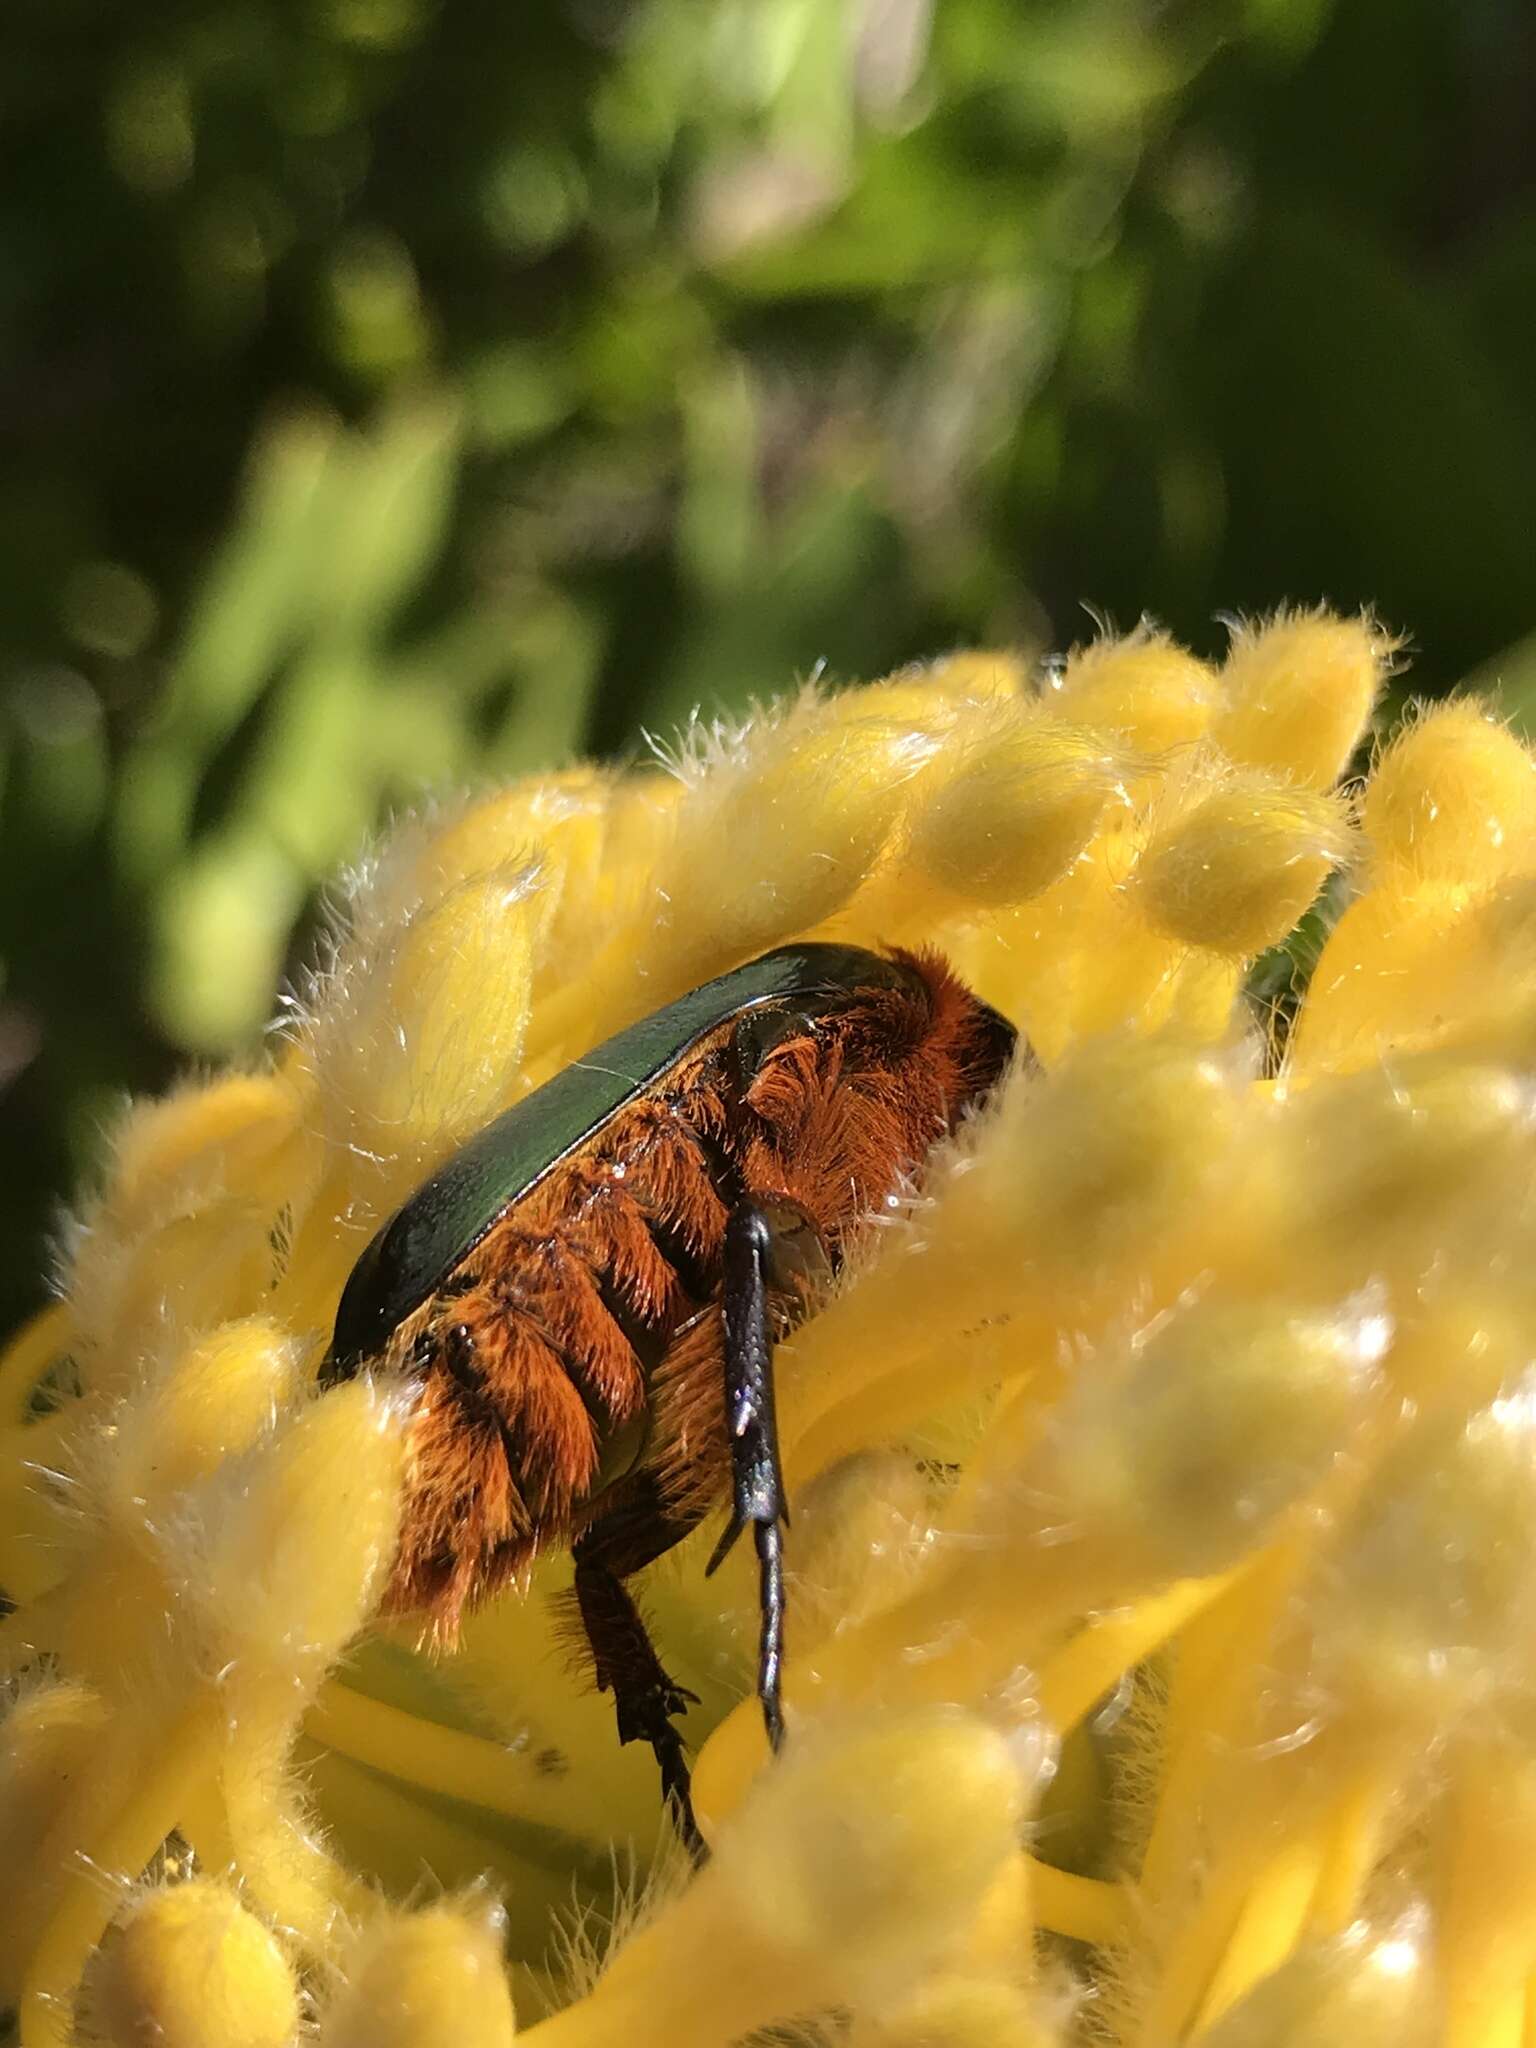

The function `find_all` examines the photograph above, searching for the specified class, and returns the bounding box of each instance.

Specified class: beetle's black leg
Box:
[571,1482,705,1857]
[705,1203,790,1755]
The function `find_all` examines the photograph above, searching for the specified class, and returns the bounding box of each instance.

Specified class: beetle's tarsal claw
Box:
[663,1763,708,1864]
[705,1514,746,1577]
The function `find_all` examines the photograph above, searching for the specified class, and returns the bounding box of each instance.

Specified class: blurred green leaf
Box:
[1200,206,1535,646]
[151,829,306,1052]
[1469,631,1536,739]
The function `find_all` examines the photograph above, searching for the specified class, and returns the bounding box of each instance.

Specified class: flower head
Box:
[5,611,1535,2045]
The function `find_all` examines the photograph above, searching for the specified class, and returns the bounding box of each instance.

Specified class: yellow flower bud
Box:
[1364,698,1536,885]
[320,867,543,1157]
[1285,876,1536,1073]
[1046,628,1219,756]
[186,1377,407,1686]
[1277,1055,1532,1290]
[321,1901,516,2048]
[905,714,1123,907]
[103,1072,304,1240]
[104,1318,304,1518]
[1311,1390,1536,1735]
[714,1711,1025,2004]
[653,696,941,982]
[922,649,1032,700]
[553,1711,1029,2045]
[1137,776,1350,956]
[1214,610,1391,789]
[1005,1033,1244,1281]
[64,1071,317,1398]
[22,1323,304,1686]
[394,769,611,914]
[856,654,1025,730]
[89,1881,299,2048]
[1010,1297,1378,1587]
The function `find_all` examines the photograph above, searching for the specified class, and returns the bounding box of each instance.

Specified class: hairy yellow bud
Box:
[63,1070,315,1399]
[659,701,939,975]
[1288,879,1482,1071]
[906,715,1123,906]
[922,649,1032,700]
[90,1881,299,2048]
[104,1318,304,1516]
[1214,611,1390,789]
[1007,1034,1243,1279]
[394,769,610,912]
[1048,628,1218,756]
[186,1378,407,1686]
[553,1711,1028,2046]
[320,866,542,1156]
[713,1711,1026,2007]
[1015,1298,1377,1586]
[1138,776,1349,955]
[321,1901,516,2048]
[1365,699,1536,886]
[1278,1056,1533,1288]
[102,1072,303,1241]
[1311,1389,1536,1734]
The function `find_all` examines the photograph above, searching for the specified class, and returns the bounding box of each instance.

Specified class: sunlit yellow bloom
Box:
[6,610,1535,2045]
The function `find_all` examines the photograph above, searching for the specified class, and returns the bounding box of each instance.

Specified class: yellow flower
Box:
[5,610,1534,2046]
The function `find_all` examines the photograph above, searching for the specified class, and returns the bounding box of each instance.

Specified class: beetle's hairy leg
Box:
[571,1482,705,1858]
[706,1203,790,1755]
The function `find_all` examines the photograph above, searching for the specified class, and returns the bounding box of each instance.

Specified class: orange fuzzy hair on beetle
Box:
[361,948,1012,1636]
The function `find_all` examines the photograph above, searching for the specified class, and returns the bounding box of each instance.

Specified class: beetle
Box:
[322,942,1017,1848]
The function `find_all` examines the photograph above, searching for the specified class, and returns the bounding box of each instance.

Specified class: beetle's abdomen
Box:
[380,1051,741,1635]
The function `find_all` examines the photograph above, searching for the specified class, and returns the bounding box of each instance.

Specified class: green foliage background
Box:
[3,0,1535,1324]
